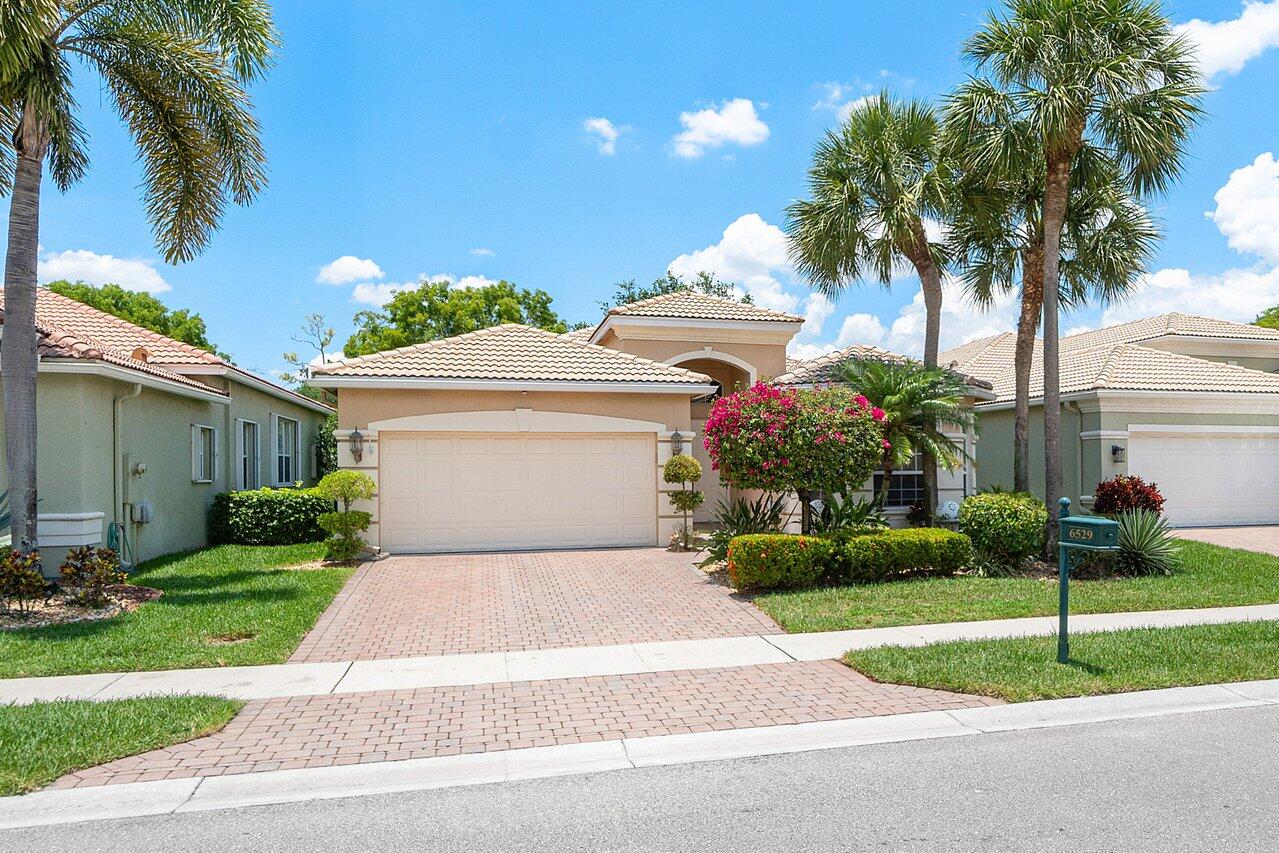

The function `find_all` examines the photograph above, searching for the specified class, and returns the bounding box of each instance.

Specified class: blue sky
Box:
[14,0,1279,376]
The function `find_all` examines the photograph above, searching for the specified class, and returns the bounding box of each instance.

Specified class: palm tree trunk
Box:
[877,460,894,509]
[1040,145,1077,554]
[909,224,943,520]
[1013,248,1044,493]
[3,109,50,553]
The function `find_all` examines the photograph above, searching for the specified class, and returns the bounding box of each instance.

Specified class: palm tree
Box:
[958,0,1202,537]
[787,92,954,516]
[787,92,953,367]
[946,125,1160,491]
[833,357,976,511]
[1,1,275,551]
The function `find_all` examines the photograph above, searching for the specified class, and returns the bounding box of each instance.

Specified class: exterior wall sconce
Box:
[1111,444,1125,464]
[670,430,684,455]
[350,429,365,463]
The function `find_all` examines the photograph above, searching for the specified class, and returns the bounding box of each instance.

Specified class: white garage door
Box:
[1127,430,1279,526]
[379,432,657,553]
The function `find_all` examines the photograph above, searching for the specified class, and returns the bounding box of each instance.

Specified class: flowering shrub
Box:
[1092,475,1165,516]
[703,383,886,498]
[726,534,835,591]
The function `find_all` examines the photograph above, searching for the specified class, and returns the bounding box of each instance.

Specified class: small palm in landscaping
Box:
[1114,509,1179,576]
[833,358,976,510]
[698,495,786,569]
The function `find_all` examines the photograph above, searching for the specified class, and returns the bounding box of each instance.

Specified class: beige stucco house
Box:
[311,290,991,554]
[944,313,1279,526]
[0,288,331,564]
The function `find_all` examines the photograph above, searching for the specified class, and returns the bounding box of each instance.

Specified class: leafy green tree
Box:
[46,280,228,358]
[598,271,748,312]
[956,0,1202,542]
[1255,306,1279,330]
[344,278,569,357]
[945,136,1159,491]
[833,358,976,511]
[787,92,953,367]
[1,1,275,551]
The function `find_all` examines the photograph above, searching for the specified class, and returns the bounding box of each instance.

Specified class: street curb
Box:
[2,679,1275,830]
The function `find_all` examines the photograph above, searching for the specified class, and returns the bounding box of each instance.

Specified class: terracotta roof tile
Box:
[777,343,994,393]
[606,290,804,323]
[314,323,715,384]
[1062,313,1279,350]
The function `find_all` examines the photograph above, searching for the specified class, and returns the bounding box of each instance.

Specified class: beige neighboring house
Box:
[944,313,1279,527]
[0,288,332,566]
[311,290,992,554]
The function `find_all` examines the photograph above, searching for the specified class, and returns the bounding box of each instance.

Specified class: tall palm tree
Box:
[787,92,954,516]
[946,122,1160,491]
[958,0,1202,537]
[1,1,275,552]
[833,357,976,510]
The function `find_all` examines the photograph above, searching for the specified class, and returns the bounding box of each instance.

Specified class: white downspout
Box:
[113,383,142,527]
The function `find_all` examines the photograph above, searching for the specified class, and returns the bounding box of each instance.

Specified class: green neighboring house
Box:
[0,287,331,564]
[944,313,1279,527]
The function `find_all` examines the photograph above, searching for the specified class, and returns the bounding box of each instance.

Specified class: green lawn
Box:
[846,619,1279,702]
[0,543,352,678]
[755,541,1279,633]
[0,695,241,796]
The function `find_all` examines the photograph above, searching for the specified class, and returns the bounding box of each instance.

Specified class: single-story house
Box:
[311,290,992,554]
[0,287,332,564]
[943,313,1279,526]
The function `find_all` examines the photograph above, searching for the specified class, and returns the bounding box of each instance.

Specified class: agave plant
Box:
[1114,509,1179,576]
[697,495,786,569]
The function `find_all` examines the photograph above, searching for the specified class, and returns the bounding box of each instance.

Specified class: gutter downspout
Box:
[113,383,142,528]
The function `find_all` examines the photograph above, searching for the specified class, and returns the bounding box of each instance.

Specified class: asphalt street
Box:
[11,705,1279,852]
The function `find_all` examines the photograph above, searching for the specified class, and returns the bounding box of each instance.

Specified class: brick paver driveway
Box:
[55,662,999,788]
[290,548,780,661]
[1174,526,1279,556]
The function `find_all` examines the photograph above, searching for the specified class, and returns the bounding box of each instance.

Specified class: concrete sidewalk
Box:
[4,603,1278,706]
[3,679,1277,830]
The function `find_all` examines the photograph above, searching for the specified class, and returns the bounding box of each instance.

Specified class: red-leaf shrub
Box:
[703,383,885,497]
[1092,475,1165,516]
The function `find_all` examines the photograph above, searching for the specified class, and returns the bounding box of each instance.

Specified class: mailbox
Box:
[1056,498,1120,663]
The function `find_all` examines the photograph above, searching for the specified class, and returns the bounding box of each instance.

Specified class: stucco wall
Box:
[975,404,1085,507]
[336,388,693,432]
[596,333,790,380]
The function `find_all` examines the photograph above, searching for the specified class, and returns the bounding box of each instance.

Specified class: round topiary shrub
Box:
[959,492,1048,567]
[1092,474,1165,516]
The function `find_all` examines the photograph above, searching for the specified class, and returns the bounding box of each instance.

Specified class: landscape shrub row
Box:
[726,528,972,592]
[209,488,333,546]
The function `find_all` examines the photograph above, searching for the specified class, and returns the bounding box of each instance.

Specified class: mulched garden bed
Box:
[0,584,162,631]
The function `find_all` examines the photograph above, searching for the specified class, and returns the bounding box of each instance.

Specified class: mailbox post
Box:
[1057,498,1119,663]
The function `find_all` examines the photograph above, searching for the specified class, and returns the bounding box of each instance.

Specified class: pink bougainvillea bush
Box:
[703,382,886,497]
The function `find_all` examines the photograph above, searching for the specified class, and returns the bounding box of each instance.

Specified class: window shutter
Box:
[211,428,219,484]
[234,420,244,490]
[191,424,200,481]
[269,413,279,485]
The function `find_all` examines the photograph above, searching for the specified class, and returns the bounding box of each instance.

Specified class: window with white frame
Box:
[236,419,260,490]
[273,415,300,485]
[872,450,926,508]
[192,424,217,483]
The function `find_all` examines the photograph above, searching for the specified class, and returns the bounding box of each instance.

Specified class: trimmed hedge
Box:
[726,534,835,592]
[725,528,973,591]
[840,528,972,583]
[959,492,1047,566]
[209,488,333,546]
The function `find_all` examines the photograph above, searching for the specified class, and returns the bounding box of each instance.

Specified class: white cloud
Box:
[469,247,496,257]
[790,312,889,361]
[37,249,169,293]
[1176,1,1279,79]
[1102,266,1279,326]
[351,282,403,306]
[317,255,384,285]
[813,82,874,123]
[1208,152,1279,263]
[670,99,769,159]
[453,274,500,290]
[583,117,628,156]
[667,213,794,311]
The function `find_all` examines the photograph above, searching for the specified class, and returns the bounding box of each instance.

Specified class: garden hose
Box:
[107,521,135,572]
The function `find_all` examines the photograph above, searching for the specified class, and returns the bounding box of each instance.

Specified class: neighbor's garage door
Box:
[1127,430,1279,526]
[379,432,657,553]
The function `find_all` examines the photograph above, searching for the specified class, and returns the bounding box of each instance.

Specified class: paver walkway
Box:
[53,661,998,788]
[290,549,778,661]
[1175,526,1279,557]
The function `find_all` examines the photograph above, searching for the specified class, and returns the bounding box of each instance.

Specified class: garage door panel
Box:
[1128,432,1279,526]
[378,431,657,553]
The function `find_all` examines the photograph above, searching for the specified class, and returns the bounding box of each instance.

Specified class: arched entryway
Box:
[665,352,755,522]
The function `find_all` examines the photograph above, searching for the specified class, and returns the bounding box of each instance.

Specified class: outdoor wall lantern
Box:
[350,429,365,463]
[670,430,684,455]
[1110,444,1125,464]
